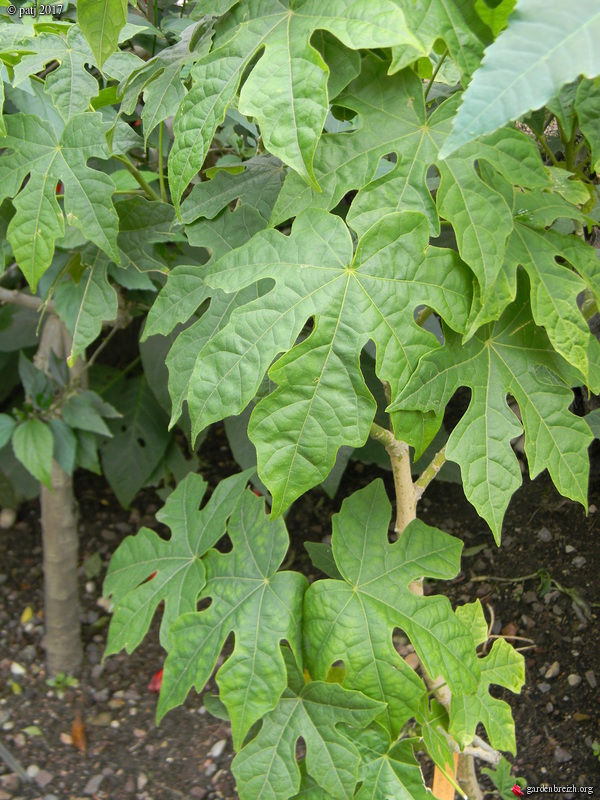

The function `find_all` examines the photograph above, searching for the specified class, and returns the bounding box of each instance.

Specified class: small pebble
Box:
[567,673,581,687]
[585,670,597,688]
[523,590,538,604]
[34,770,53,789]
[537,527,552,542]
[538,682,551,693]
[0,508,17,529]
[26,765,39,779]
[552,604,563,617]
[565,545,576,554]
[546,702,553,712]
[10,662,25,676]
[521,614,535,630]
[83,774,104,795]
[209,739,227,759]
[190,789,207,799]
[544,661,560,679]
[588,504,597,513]
[205,762,217,777]
[572,556,586,568]
[554,746,572,763]
[137,773,148,791]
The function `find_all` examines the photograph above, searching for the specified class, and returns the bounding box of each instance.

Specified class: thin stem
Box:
[533,130,560,166]
[424,48,449,102]
[113,155,161,201]
[414,445,446,500]
[369,422,415,534]
[158,122,168,202]
[76,315,129,378]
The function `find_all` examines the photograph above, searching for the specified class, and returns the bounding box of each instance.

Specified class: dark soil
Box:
[0,426,598,800]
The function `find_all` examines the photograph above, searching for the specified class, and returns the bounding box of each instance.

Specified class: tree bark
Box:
[35,314,83,676]
[41,461,82,675]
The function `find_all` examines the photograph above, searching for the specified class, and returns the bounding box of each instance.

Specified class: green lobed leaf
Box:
[12,418,54,489]
[389,0,493,79]
[0,113,119,290]
[103,470,250,654]
[452,601,524,751]
[12,26,141,120]
[304,480,477,738]
[576,78,600,174]
[232,656,385,800]
[391,275,593,540]
[168,0,420,213]
[157,490,308,749]
[188,208,472,515]
[78,0,128,68]
[119,21,214,143]
[350,726,431,800]
[272,56,548,311]
[440,0,600,156]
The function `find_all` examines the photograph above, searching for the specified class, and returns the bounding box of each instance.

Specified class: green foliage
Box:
[104,470,250,654]
[443,0,600,154]
[2,0,600,796]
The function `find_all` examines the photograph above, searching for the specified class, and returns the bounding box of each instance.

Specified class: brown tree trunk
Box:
[41,461,82,675]
[35,314,83,676]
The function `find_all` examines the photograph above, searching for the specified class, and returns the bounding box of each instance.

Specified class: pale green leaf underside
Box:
[441,0,600,156]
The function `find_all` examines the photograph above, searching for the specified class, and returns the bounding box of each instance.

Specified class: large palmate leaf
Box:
[119,21,213,143]
[158,490,307,747]
[0,113,119,290]
[391,277,594,540]
[452,601,524,752]
[185,208,472,515]
[495,186,600,383]
[78,0,128,68]
[143,204,268,427]
[390,0,492,78]
[168,0,419,212]
[350,727,431,800]
[441,0,600,156]
[232,655,384,800]
[304,480,479,741]
[103,470,249,654]
[12,26,141,120]
[273,57,548,308]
